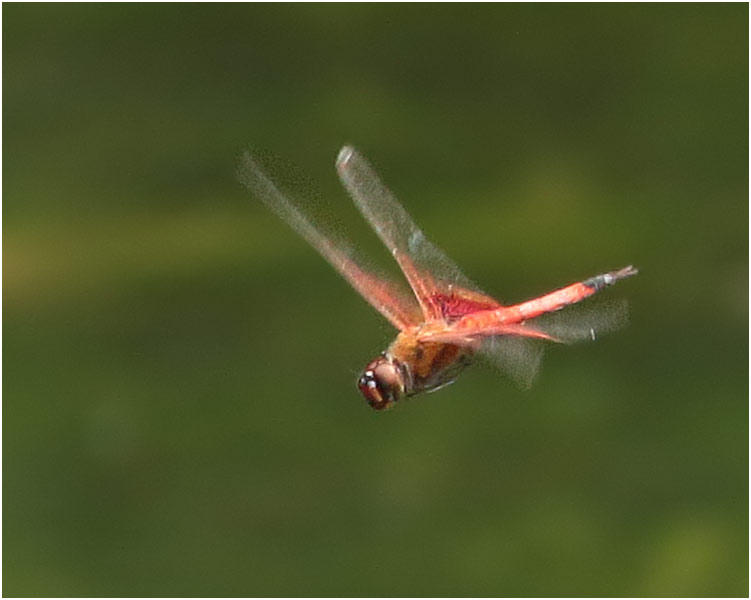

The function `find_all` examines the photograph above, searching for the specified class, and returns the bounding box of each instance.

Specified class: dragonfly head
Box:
[357,355,406,411]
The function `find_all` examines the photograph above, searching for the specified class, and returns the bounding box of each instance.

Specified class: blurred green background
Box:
[4,4,748,597]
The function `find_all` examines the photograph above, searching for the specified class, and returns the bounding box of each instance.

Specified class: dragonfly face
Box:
[357,355,407,410]
[238,145,637,410]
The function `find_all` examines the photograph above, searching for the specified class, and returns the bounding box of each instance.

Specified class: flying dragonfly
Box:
[238,146,637,410]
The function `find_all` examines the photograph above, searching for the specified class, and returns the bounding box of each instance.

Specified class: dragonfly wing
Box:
[417,296,631,387]
[237,150,421,331]
[419,296,629,345]
[336,146,489,320]
[481,335,545,389]
[528,297,630,343]
[480,298,631,388]
[417,323,558,345]
[414,323,549,389]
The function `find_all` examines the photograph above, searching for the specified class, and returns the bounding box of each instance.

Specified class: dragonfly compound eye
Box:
[357,358,405,410]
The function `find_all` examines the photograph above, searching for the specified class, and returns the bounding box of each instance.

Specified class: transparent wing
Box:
[481,298,630,388]
[528,297,630,343]
[418,297,630,344]
[237,150,422,331]
[418,297,631,388]
[336,146,491,320]
[481,336,546,390]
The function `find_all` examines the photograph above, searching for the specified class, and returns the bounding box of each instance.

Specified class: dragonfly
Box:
[238,146,637,410]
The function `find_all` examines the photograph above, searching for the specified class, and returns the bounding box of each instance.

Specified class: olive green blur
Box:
[4,4,748,597]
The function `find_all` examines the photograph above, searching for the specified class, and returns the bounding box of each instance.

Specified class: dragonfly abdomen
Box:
[501,265,638,323]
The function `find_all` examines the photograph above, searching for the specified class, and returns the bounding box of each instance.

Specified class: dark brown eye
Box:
[357,357,405,410]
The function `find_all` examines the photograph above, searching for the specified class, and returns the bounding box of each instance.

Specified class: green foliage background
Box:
[4,4,748,596]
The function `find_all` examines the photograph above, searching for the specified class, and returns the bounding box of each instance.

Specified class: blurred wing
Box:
[481,335,546,389]
[419,297,630,345]
[237,151,421,331]
[417,297,631,388]
[336,146,491,320]
[528,297,630,343]
[482,298,630,388]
